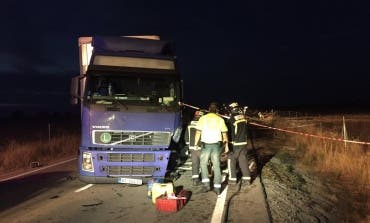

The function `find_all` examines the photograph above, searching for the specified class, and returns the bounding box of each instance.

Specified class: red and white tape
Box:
[249,122,370,146]
[179,102,370,146]
[179,102,230,119]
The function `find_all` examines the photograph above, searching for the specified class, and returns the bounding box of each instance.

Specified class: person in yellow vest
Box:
[194,102,229,195]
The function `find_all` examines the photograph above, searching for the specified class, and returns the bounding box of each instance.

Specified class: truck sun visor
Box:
[93,55,175,70]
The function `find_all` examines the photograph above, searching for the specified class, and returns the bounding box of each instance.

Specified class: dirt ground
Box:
[257,139,369,223]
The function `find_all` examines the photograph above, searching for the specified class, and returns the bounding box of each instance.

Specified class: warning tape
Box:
[178,102,200,110]
[179,102,230,119]
[179,101,370,146]
[249,122,370,146]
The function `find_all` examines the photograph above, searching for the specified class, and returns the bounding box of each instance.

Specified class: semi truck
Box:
[70,36,183,184]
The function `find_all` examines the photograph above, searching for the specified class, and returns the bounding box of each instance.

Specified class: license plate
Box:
[118,178,143,185]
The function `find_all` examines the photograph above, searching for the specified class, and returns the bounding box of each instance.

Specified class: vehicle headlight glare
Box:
[82,152,94,172]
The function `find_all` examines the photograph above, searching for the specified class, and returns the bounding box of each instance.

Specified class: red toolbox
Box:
[155,190,190,213]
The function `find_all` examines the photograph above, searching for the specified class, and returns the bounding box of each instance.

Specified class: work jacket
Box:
[229,114,248,146]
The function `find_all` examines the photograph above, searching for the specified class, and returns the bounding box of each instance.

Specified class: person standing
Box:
[227,102,251,186]
[184,110,205,186]
[194,102,229,195]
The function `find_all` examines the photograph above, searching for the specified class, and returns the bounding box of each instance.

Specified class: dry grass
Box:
[297,131,369,193]
[0,132,80,173]
[273,115,370,220]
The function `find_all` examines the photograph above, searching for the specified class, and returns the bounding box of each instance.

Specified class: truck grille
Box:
[93,131,171,145]
[108,153,155,162]
[108,166,155,175]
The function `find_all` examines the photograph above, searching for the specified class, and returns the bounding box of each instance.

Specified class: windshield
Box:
[85,74,181,107]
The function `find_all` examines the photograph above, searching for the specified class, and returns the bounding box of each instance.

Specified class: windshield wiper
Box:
[111,96,128,110]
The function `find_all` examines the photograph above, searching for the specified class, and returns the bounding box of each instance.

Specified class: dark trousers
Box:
[229,145,250,181]
[190,149,201,179]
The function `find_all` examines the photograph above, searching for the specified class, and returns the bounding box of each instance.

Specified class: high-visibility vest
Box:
[185,120,200,150]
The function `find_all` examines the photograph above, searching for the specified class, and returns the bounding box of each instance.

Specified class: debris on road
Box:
[81,199,103,207]
[30,161,41,168]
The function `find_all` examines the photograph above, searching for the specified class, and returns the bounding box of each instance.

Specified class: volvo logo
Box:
[129,135,136,141]
[100,132,112,143]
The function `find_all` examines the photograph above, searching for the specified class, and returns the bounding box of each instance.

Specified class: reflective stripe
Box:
[249,161,256,170]
[242,176,251,180]
[233,122,238,135]
[222,174,227,182]
[202,178,210,183]
[234,115,245,121]
[214,184,221,188]
[229,177,237,181]
[192,175,199,179]
[189,146,201,150]
[232,141,247,146]
[233,119,246,135]
[227,158,231,177]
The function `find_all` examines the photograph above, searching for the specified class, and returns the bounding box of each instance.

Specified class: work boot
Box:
[241,179,251,187]
[213,188,221,195]
[192,179,201,186]
[201,182,211,193]
[228,180,237,186]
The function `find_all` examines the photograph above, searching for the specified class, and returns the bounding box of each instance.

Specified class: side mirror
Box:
[70,75,82,104]
[180,79,184,101]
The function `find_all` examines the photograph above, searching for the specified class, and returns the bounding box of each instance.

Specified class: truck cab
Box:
[71,36,182,184]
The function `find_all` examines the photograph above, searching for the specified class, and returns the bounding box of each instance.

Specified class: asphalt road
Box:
[0,156,270,223]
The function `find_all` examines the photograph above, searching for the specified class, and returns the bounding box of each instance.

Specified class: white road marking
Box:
[0,157,77,182]
[211,185,229,223]
[75,184,94,193]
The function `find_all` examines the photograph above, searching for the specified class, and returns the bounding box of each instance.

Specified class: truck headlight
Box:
[82,152,94,172]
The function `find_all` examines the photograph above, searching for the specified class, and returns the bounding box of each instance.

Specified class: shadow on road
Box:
[0,171,74,212]
[248,125,279,184]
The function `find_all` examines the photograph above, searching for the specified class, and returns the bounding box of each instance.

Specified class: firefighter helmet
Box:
[229,102,243,115]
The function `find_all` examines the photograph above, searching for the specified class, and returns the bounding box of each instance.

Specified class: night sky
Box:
[1,1,369,115]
